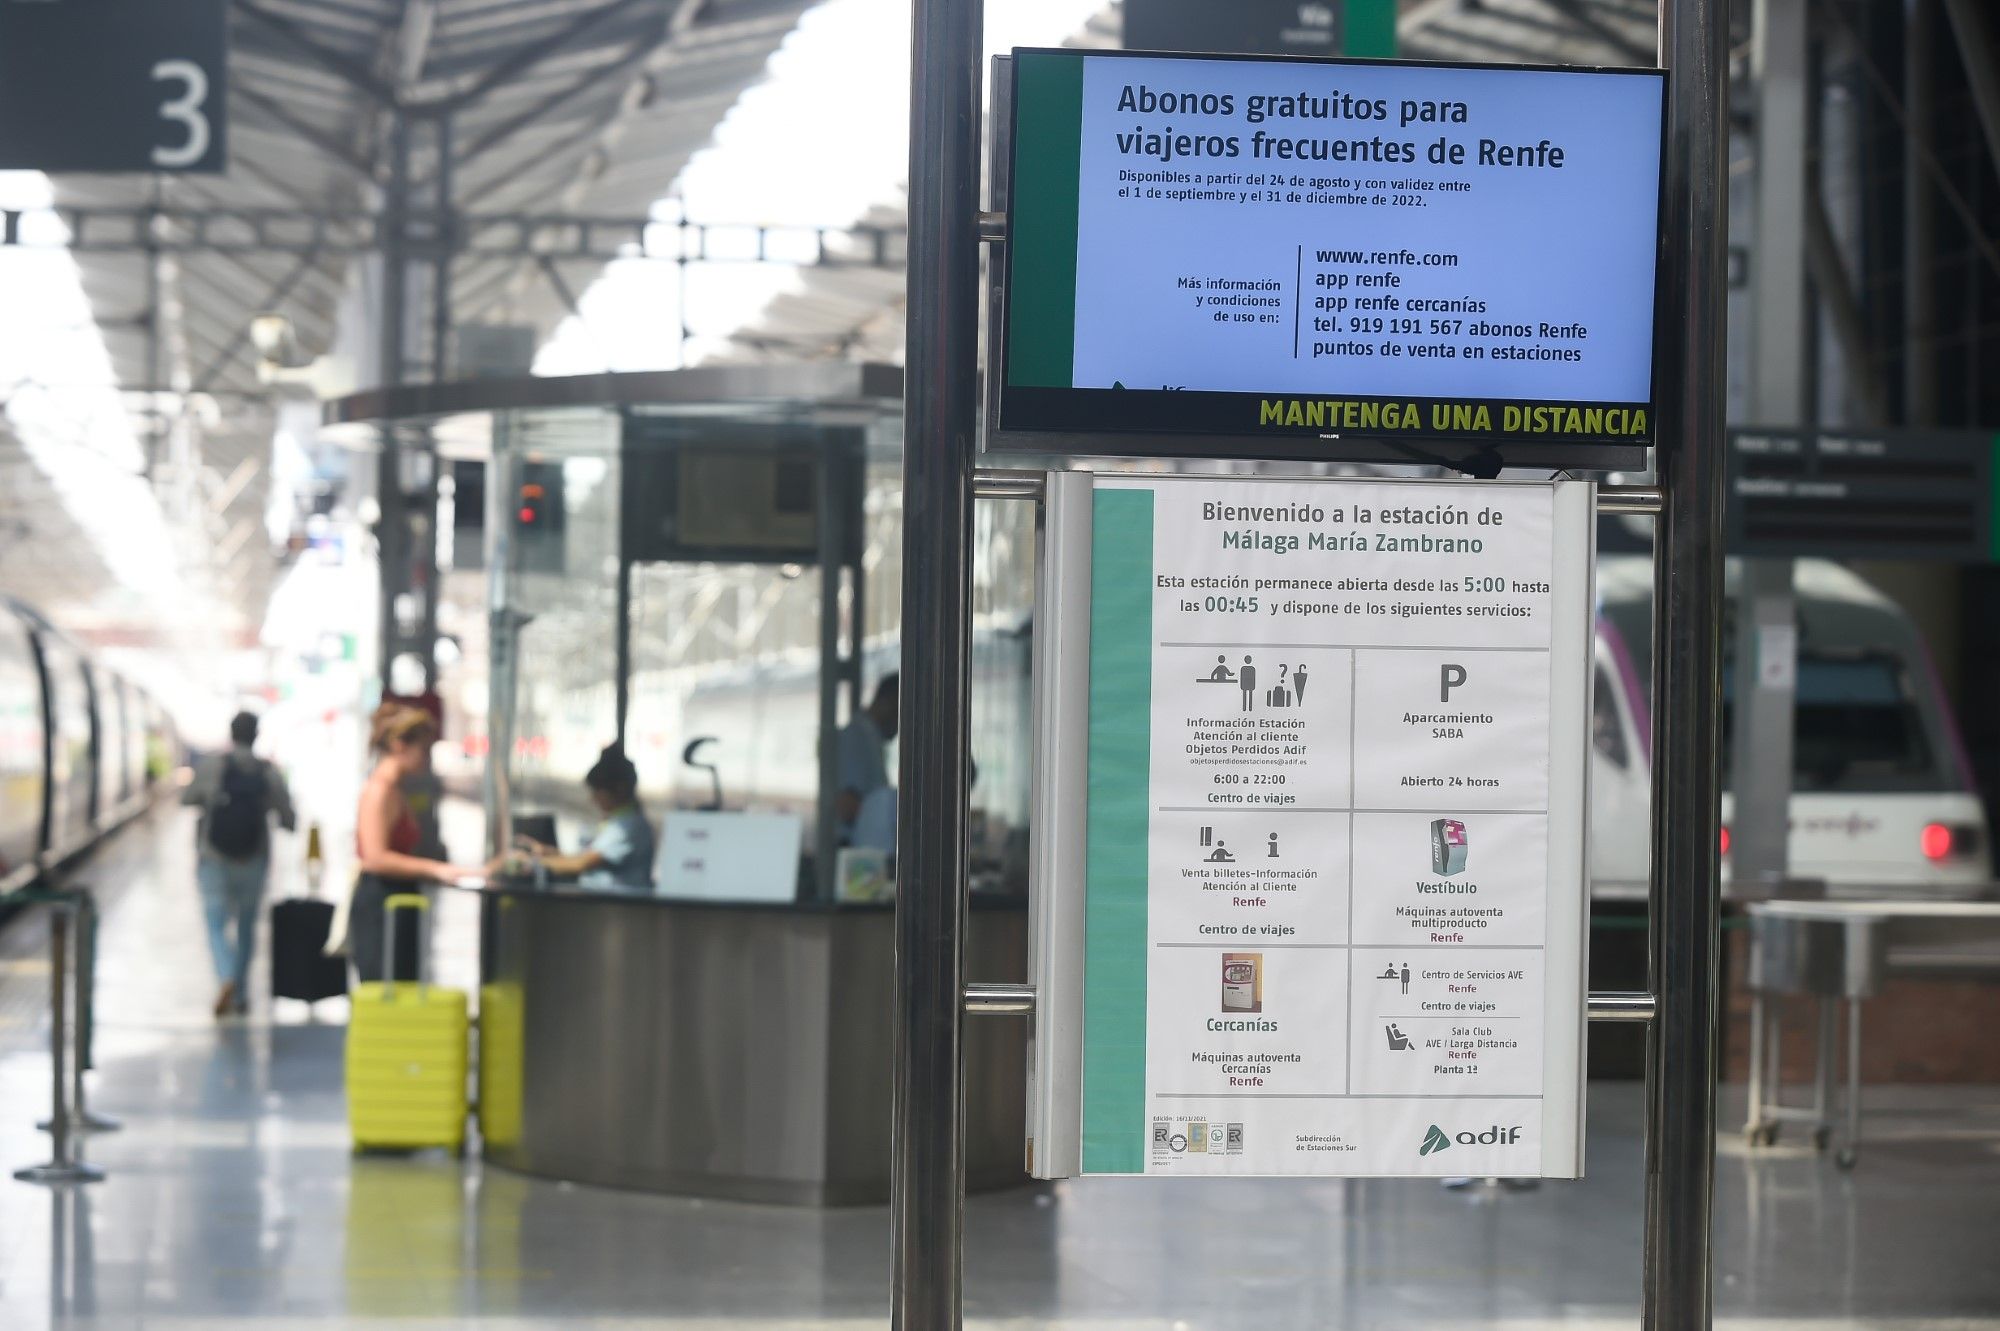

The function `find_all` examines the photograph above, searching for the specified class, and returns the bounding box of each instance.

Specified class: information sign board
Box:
[1028,474,1593,1178]
[1727,427,2000,562]
[997,50,1664,465]
[0,0,228,173]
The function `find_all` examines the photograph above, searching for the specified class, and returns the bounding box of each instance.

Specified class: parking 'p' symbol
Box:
[1440,663,1468,702]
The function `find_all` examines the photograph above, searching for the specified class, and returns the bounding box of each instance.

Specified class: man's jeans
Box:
[197,855,267,991]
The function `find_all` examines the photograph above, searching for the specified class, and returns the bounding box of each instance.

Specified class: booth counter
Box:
[475,885,1028,1205]
[326,366,1038,1205]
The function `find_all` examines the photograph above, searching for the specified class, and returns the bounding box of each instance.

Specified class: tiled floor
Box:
[2,809,2000,1330]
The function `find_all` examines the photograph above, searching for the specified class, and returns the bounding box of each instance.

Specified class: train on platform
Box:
[0,597,175,895]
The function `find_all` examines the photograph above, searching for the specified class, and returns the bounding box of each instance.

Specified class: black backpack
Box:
[206,758,268,860]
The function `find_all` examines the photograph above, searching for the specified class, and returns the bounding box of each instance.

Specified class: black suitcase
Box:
[270,898,348,1003]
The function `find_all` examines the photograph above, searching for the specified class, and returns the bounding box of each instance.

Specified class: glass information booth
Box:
[326,366,1030,1203]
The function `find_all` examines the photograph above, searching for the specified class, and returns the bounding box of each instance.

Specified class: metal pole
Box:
[1905,0,1939,426]
[847,437,867,716]
[378,112,413,683]
[615,413,634,747]
[892,0,982,1319]
[1644,0,1727,1323]
[40,890,119,1136]
[484,418,520,859]
[1731,0,1809,897]
[16,901,103,1185]
[431,112,455,384]
[72,890,117,1132]
[815,440,842,904]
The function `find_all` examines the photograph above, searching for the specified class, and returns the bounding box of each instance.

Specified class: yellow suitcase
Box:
[346,894,468,1151]
[477,979,524,1148]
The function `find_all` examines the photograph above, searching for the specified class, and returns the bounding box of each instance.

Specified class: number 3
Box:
[151,59,210,168]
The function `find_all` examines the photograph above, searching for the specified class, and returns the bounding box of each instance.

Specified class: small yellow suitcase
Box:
[477,979,524,1148]
[346,894,468,1151]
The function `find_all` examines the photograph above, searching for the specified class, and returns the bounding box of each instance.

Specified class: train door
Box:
[36,633,96,859]
[0,605,47,890]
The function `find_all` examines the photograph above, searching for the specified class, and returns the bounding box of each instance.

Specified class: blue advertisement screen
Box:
[1003,50,1666,461]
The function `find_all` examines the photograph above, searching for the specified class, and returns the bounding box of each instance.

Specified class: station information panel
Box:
[1727,427,2000,563]
[1029,475,1594,1180]
[997,49,1664,464]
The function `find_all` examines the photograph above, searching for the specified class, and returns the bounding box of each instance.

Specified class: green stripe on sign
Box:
[1343,0,1399,57]
[1082,486,1154,1174]
[1007,51,1084,389]
[1991,436,2000,562]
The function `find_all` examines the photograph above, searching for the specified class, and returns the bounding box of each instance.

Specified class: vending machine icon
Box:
[1430,818,1469,876]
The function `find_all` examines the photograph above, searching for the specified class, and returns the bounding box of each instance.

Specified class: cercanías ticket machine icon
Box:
[1430,818,1470,876]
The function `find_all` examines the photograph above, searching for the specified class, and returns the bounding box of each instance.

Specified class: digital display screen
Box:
[999,49,1666,461]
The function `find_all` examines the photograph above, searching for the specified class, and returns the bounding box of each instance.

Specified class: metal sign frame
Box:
[1025,472,1598,1181]
[894,0,1727,1326]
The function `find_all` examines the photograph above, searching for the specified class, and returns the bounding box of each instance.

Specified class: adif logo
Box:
[1422,1124,1524,1155]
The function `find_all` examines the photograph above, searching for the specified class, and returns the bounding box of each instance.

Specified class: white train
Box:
[0,598,174,894]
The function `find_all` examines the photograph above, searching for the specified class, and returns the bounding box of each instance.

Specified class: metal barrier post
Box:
[38,889,119,1136]
[15,897,105,1185]
[892,0,983,1322]
[1644,0,1728,1323]
[71,889,118,1132]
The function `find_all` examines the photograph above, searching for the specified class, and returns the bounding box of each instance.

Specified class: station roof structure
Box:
[16,0,821,641]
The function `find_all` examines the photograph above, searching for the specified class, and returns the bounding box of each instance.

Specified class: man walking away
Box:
[182,712,297,1017]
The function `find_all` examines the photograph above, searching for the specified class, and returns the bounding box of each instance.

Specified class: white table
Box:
[1743,898,2000,1167]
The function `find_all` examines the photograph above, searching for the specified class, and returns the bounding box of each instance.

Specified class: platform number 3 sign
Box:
[151,59,213,168]
[0,0,229,174]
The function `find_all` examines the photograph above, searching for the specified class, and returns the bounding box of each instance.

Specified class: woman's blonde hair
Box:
[369,703,438,753]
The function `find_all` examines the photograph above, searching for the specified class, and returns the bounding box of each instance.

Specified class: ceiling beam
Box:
[454,23,671,170]
[232,0,398,107]
[231,82,379,181]
[435,0,670,112]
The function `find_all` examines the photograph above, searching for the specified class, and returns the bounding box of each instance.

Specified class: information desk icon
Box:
[1431,818,1470,876]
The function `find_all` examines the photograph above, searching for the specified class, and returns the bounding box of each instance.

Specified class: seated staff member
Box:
[351,705,495,982]
[515,743,656,890]
[835,674,898,841]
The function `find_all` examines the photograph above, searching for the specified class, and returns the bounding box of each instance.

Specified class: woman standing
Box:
[350,706,490,982]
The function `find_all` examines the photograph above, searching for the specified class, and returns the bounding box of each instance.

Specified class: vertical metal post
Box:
[614,555,633,744]
[815,442,843,903]
[847,436,867,716]
[43,891,118,1135]
[615,417,634,748]
[431,112,455,384]
[892,0,982,1321]
[484,418,520,859]
[1905,0,1938,425]
[16,902,103,1185]
[378,112,413,683]
[1645,0,1728,1324]
[143,195,163,477]
[1732,0,1811,893]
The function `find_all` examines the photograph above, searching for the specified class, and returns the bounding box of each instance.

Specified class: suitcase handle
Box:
[382,893,430,999]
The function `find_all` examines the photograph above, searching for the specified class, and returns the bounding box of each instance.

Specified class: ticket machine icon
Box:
[1430,818,1469,876]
